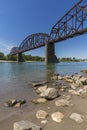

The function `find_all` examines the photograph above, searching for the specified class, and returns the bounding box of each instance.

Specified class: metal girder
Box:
[49,0,87,43]
[11,33,49,54]
[10,47,19,54]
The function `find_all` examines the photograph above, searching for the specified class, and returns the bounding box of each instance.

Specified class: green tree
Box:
[0,52,5,60]
[6,54,17,61]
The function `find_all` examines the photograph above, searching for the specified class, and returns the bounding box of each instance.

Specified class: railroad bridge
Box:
[10,0,87,63]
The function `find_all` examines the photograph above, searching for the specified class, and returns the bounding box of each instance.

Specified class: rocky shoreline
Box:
[2,69,87,130]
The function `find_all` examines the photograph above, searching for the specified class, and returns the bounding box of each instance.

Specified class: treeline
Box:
[0,52,87,62]
[0,52,44,61]
[59,57,87,62]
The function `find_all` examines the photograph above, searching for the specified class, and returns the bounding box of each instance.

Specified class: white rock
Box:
[41,120,48,124]
[36,110,49,119]
[75,80,83,87]
[68,89,81,96]
[36,85,48,94]
[58,76,63,80]
[51,112,64,123]
[70,113,84,123]
[32,98,47,104]
[70,83,76,89]
[55,99,71,107]
[14,120,41,130]
[40,88,59,100]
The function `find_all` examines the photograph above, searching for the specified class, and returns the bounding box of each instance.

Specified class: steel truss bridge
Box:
[10,0,87,63]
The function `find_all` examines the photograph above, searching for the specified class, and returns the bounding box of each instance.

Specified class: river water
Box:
[0,61,87,96]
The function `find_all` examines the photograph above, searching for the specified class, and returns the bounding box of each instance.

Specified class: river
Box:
[0,61,87,96]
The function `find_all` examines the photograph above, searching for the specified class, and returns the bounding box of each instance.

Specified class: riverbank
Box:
[1,71,87,130]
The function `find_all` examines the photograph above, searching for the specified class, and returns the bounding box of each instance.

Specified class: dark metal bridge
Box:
[10,0,87,63]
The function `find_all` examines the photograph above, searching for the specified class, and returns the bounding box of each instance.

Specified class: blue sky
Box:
[0,0,87,58]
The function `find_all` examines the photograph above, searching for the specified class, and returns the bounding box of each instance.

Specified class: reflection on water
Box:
[0,61,87,94]
[45,63,57,80]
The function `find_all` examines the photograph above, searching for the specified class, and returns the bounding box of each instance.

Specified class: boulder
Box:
[32,98,47,104]
[3,99,26,108]
[75,80,83,87]
[81,69,87,73]
[14,120,42,130]
[58,76,63,80]
[70,113,84,123]
[40,88,59,100]
[51,112,64,123]
[3,99,17,107]
[36,85,48,94]
[68,90,81,96]
[60,86,67,92]
[14,103,21,108]
[70,83,76,89]
[36,110,49,119]
[55,99,72,107]
[79,77,87,85]
[72,74,81,81]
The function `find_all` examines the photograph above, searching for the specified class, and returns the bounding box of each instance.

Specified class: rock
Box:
[36,85,48,94]
[81,69,87,73]
[11,99,17,105]
[72,74,81,81]
[14,103,21,108]
[51,112,64,123]
[14,120,42,130]
[60,86,67,92]
[3,99,17,107]
[65,79,73,83]
[51,76,58,80]
[63,75,72,80]
[70,83,76,89]
[75,80,83,87]
[68,89,81,96]
[3,99,26,108]
[58,76,63,80]
[79,77,87,85]
[70,113,84,123]
[78,88,87,95]
[40,88,59,100]
[36,110,49,119]
[32,82,43,88]
[63,95,71,100]
[32,98,47,104]
[41,120,48,124]
[55,99,72,107]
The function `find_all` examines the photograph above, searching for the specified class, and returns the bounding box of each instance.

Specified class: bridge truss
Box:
[49,0,87,43]
[10,33,49,54]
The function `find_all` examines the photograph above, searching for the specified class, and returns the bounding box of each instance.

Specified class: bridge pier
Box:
[45,43,58,63]
[17,53,24,62]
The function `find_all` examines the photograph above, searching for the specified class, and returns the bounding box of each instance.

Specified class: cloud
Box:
[0,41,16,55]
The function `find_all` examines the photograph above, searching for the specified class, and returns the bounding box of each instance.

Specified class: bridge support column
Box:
[17,53,24,62]
[45,43,58,63]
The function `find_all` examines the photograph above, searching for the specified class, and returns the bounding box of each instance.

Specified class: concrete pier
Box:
[17,53,24,62]
[45,43,58,63]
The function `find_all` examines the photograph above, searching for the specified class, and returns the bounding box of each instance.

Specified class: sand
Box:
[0,87,87,130]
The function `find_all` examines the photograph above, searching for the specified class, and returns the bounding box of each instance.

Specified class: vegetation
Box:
[59,57,87,62]
[0,51,87,62]
[0,52,44,61]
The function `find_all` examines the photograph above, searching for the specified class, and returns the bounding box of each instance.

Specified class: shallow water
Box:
[0,61,87,95]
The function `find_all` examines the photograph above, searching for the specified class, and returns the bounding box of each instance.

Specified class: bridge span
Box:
[10,0,87,63]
